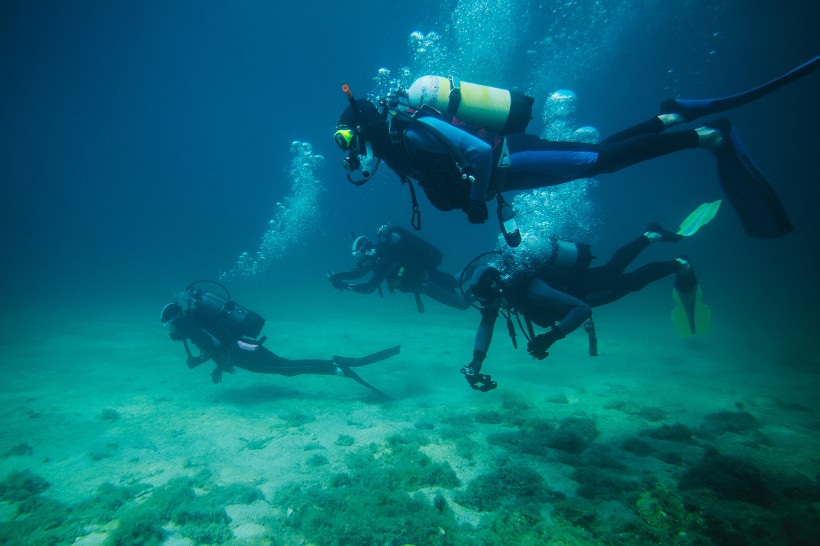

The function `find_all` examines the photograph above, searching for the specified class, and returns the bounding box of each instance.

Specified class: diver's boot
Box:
[660,98,726,125]
[602,115,667,143]
[645,222,683,243]
[696,125,723,151]
[658,111,687,129]
[675,256,692,277]
[672,255,710,337]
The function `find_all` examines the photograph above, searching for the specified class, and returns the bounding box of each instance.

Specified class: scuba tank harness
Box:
[183,280,266,342]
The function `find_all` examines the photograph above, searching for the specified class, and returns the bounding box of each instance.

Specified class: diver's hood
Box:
[161,302,183,324]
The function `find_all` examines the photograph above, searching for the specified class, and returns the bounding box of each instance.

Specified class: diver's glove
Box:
[210,362,235,384]
[327,271,349,291]
[332,279,349,291]
[526,328,565,360]
[466,199,489,224]
[460,350,497,392]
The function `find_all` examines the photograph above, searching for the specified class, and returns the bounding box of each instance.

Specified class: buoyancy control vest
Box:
[393,226,443,268]
[183,282,266,341]
[382,109,494,212]
[344,77,532,210]
[381,226,444,289]
[373,78,530,245]
[376,226,446,313]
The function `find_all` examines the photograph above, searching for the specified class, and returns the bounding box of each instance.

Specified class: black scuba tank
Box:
[188,288,265,340]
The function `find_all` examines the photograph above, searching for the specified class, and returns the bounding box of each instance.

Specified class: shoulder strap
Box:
[414,292,425,313]
[401,176,422,230]
[389,110,477,180]
[585,318,598,356]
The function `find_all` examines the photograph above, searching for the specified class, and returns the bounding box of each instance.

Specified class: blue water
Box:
[2,1,818,316]
[1,1,819,544]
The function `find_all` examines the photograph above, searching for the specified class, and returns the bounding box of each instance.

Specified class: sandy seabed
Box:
[1,289,818,545]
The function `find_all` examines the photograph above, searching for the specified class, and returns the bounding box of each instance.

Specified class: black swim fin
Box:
[705,118,793,238]
[339,366,391,398]
[333,345,401,367]
[333,345,400,397]
[660,55,819,122]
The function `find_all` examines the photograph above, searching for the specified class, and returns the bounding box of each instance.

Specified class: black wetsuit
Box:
[166,307,398,393]
[331,226,470,311]
[474,234,683,358]
[374,113,699,217]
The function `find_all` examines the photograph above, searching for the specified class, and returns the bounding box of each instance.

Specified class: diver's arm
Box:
[189,330,230,381]
[526,279,591,336]
[178,314,221,368]
[346,265,386,294]
[412,117,494,202]
[186,350,211,369]
[330,268,370,281]
[473,305,500,356]
[461,305,500,391]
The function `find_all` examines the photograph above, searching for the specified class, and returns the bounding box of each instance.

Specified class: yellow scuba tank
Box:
[406,75,534,134]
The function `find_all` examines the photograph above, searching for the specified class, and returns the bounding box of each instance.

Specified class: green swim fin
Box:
[676,200,722,237]
[671,265,712,337]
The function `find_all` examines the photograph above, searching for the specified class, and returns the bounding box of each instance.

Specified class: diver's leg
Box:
[422,271,472,310]
[232,345,393,396]
[585,260,684,307]
[602,114,686,143]
[620,261,685,294]
[599,223,683,274]
[599,235,653,273]
[332,345,401,367]
[502,130,701,191]
[233,346,341,377]
[601,121,791,237]
[501,136,599,190]
[594,130,700,174]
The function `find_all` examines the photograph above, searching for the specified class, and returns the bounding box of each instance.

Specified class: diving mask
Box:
[334,126,356,151]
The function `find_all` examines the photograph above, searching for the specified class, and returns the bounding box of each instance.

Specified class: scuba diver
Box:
[334,56,819,244]
[160,280,400,396]
[459,203,719,392]
[327,224,471,312]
